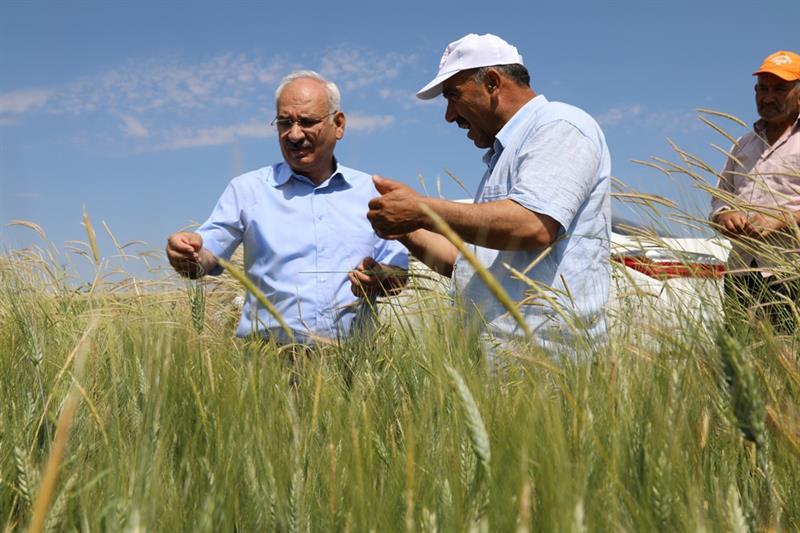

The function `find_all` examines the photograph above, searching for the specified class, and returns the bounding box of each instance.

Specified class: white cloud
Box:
[157,121,274,150]
[319,46,416,91]
[643,109,704,132]
[0,53,282,121]
[378,88,438,109]
[1,47,410,152]
[596,103,646,127]
[346,113,395,132]
[1,48,412,119]
[54,53,284,115]
[0,89,50,114]
[119,114,149,138]
[0,47,420,121]
[596,103,702,133]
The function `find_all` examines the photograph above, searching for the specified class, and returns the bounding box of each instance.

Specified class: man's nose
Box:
[444,101,457,123]
[286,123,305,141]
[761,87,782,101]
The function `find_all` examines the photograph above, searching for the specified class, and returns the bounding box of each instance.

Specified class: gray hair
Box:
[274,70,341,117]
[473,64,530,88]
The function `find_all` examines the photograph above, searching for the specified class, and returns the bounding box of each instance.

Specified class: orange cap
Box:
[753,50,800,81]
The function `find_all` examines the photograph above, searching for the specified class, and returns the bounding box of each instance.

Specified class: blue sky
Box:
[1,0,798,280]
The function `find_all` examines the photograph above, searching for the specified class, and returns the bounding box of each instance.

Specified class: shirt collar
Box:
[483,94,549,168]
[273,157,351,188]
[753,114,800,135]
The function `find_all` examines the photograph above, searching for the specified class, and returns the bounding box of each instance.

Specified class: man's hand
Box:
[714,210,754,239]
[348,256,407,298]
[749,213,788,238]
[367,176,428,239]
[166,232,205,278]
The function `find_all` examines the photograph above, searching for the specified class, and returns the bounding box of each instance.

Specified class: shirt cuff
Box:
[710,205,732,222]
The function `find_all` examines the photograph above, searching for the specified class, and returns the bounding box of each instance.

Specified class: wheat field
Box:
[2,125,800,531]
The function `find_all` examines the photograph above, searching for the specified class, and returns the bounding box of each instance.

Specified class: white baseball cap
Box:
[416,33,524,100]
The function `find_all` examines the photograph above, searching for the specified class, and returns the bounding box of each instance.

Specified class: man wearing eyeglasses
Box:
[166,70,408,345]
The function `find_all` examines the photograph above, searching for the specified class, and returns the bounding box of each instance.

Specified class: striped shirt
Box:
[452,95,611,352]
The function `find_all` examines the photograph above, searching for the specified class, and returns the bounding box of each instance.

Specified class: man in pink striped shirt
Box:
[710,50,800,332]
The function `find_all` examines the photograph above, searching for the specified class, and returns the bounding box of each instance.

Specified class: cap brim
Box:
[416,70,460,100]
[753,68,799,81]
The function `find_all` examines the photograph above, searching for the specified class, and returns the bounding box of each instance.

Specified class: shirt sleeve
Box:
[373,237,409,270]
[196,181,245,276]
[507,120,601,231]
[710,146,738,219]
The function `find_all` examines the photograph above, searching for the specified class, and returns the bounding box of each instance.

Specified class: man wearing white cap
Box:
[366,33,611,355]
[710,50,800,333]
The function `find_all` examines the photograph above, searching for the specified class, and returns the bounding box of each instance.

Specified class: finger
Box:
[373,175,400,195]
[348,273,360,296]
[351,270,375,284]
[724,222,740,236]
[366,211,384,229]
[171,237,198,255]
[187,233,203,251]
[167,248,194,263]
[167,238,190,254]
[350,275,373,298]
[729,214,748,231]
[367,197,383,211]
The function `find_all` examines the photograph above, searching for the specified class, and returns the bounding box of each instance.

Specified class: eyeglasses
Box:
[270,112,337,131]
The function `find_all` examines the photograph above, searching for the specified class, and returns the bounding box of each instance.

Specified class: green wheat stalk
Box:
[188,279,205,333]
[216,256,295,343]
[445,365,491,480]
[419,203,531,338]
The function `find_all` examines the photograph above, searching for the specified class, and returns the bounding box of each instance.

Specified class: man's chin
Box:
[757,108,783,122]
[285,153,314,168]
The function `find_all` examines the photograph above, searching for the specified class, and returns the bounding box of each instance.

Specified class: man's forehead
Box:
[756,73,795,86]
[442,70,477,92]
[278,79,328,107]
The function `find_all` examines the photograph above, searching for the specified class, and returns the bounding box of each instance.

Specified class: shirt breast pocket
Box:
[783,154,800,177]
[772,154,800,192]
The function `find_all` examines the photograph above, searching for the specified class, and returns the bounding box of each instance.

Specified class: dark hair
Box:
[473,64,530,88]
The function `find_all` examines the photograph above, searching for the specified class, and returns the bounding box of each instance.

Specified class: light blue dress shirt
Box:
[197,161,408,344]
[452,95,611,353]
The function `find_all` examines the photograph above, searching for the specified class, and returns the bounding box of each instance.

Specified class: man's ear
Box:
[334,111,346,139]
[484,69,503,94]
